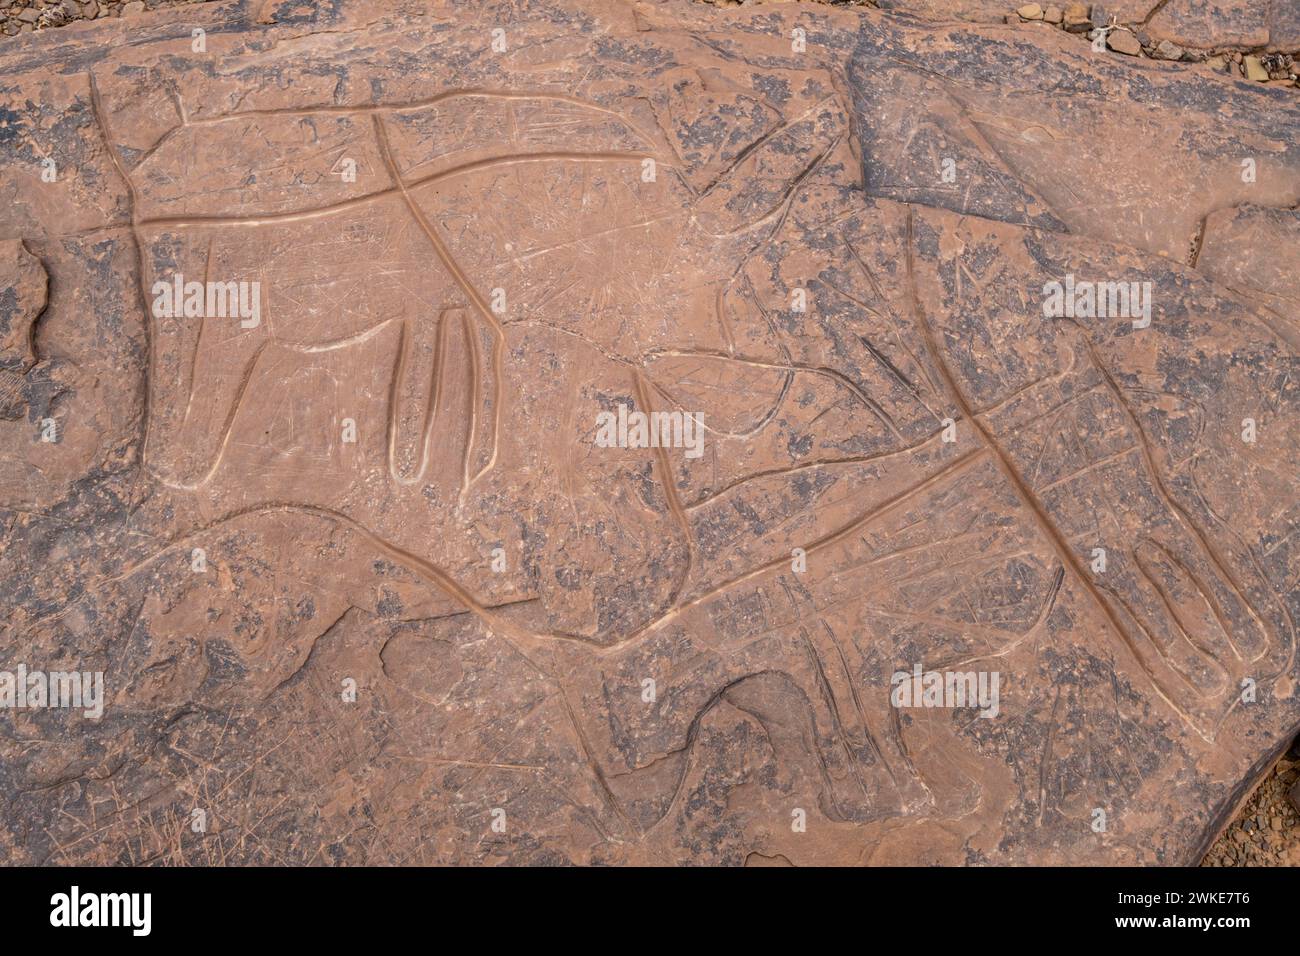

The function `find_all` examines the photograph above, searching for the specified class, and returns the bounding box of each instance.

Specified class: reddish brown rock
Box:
[1107,27,1142,55]
[1196,204,1300,316]
[0,240,44,372]
[869,0,1299,50]
[1146,0,1267,49]
[0,0,1297,867]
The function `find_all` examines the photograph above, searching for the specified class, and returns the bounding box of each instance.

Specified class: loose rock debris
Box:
[1201,744,1300,866]
[0,0,1298,866]
[2,0,201,37]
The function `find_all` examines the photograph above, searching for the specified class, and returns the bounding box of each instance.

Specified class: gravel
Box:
[1201,743,1300,867]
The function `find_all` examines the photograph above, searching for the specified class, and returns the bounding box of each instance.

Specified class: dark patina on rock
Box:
[0,0,1297,865]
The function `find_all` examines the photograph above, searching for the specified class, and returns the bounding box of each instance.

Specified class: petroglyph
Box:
[0,0,1297,866]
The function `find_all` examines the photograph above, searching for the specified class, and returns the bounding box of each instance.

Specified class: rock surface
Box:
[0,0,1298,866]
[876,0,1300,51]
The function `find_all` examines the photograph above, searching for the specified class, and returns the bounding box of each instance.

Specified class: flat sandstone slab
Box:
[0,0,1297,865]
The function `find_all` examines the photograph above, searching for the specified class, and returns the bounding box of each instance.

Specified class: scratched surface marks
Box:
[0,0,1297,864]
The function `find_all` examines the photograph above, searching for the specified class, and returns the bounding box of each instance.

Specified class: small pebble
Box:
[1151,39,1184,60]
[1107,28,1141,56]
[1063,1,1090,31]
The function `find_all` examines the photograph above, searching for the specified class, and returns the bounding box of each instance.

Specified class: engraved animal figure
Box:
[131,92,847,499]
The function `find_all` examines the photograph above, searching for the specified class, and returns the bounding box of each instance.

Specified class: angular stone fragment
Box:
[1064,2,1091,30]
[0,0,1297,869]
[1152,39,1185,60]
[1107,28,1141,54]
